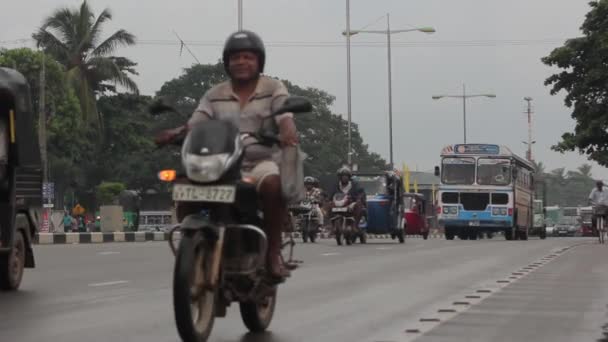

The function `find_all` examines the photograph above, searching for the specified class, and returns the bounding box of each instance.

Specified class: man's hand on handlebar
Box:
[154,125,187,146]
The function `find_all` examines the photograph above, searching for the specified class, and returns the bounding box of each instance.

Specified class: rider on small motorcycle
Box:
[304,176,324,228]
[589,180,608,231]
[155,30,297,280]
[331,167,366,227]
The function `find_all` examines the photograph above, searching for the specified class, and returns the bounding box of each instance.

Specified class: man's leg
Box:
[315,205,324,227]
[258,175,290,278]
[352,201,364,227]
[248,161,290,279]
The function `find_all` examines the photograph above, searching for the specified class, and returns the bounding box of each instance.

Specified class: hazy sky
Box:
[2,0,603,178]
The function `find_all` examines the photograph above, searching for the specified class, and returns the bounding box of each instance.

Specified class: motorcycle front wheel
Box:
[334,219,343,246]
[240,288,277,332]
[173,232,216,342]
[302,217,309,243]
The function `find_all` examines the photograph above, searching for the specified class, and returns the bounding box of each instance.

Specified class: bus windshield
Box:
[357,176,386,196]
[477,158,511,186]
[442,157,475,185]
[533,201,543,214]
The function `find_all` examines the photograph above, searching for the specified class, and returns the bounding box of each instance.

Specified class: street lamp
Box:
[432,84,496,144]
[237,0,243,30]
[343,14,435,168]
[345,0,353,167]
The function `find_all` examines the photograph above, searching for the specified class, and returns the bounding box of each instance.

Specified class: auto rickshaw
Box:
[403,193,430,239]
[0,68,42,291]
[354,171,405,243]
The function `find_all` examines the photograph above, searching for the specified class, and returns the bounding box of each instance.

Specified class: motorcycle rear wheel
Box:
[173,232,216,342]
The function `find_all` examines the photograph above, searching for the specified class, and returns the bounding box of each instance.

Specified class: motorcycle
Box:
[289,200,320,243]
[330,193,365,245]
[151,96,312,342]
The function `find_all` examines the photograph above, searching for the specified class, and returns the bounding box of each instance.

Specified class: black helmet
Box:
[337,167,352,178]
[222,30,266,74]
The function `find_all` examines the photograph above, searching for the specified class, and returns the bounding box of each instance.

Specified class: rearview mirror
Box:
[272,96,312,116]
[149,99,179,116]
[434,166,440,177]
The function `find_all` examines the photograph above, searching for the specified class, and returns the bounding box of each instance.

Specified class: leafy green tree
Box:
[33,0,138,125]
[0,48,93,206]
[542,0,608,166]
[536,162,595,206]
[96,181,126,205]
[95,94,171,191]
[0,48,71,119]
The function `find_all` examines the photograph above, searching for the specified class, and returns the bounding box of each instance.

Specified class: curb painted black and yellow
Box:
[34,232,444,244]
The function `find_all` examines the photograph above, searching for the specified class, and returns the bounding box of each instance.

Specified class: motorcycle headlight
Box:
[183,153,231,183]
[180,132,242,183]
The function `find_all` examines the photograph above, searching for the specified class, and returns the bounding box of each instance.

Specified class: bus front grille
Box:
[460,193,490,211]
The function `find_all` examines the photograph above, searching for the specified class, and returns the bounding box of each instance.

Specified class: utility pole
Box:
[345,0,353,167]
[39,52,48,183]
[524,97,534,161]
[39,52,51,232]
[386,13,394,169]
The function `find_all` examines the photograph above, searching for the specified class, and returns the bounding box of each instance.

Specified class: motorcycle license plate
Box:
[333,207,348,213]
[172,184,236,203]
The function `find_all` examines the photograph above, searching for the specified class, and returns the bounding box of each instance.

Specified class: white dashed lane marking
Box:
[88,280,129,287]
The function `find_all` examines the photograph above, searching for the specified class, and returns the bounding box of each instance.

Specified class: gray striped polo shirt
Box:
[188,76,292,163]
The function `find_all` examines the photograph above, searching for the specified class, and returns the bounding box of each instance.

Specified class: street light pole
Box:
[462,83,467,144]
[346,0,353,167]
[343,21,435,169]
[432,86,496,144]
[386,13,394,168]
[237,0,243,30]
[524,97,534,161]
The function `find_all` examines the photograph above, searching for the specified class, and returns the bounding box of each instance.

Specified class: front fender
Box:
[180,214,219,239]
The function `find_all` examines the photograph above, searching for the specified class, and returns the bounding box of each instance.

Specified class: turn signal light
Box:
[158,169,177,182]
[508,208,514,216]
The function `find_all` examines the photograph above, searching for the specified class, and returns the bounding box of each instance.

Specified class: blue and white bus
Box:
[435,144,535,240]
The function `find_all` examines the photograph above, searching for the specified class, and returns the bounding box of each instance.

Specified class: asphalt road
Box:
[0,237,603,342]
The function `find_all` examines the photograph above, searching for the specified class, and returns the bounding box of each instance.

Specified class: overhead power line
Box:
[1,37,574,49]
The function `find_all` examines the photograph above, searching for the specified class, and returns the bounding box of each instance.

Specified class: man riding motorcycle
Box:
[155,30,297,280]
[304,176,324,228]
[331,167,366,227]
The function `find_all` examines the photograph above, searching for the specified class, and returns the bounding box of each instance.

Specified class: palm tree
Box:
[577,163,593,179]
[532,160,546,178]
[548,167,566,184]
[33,1,138,125]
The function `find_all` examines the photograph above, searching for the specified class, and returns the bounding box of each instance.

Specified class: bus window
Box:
[442,158,475,185]
[477,158,511,185]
